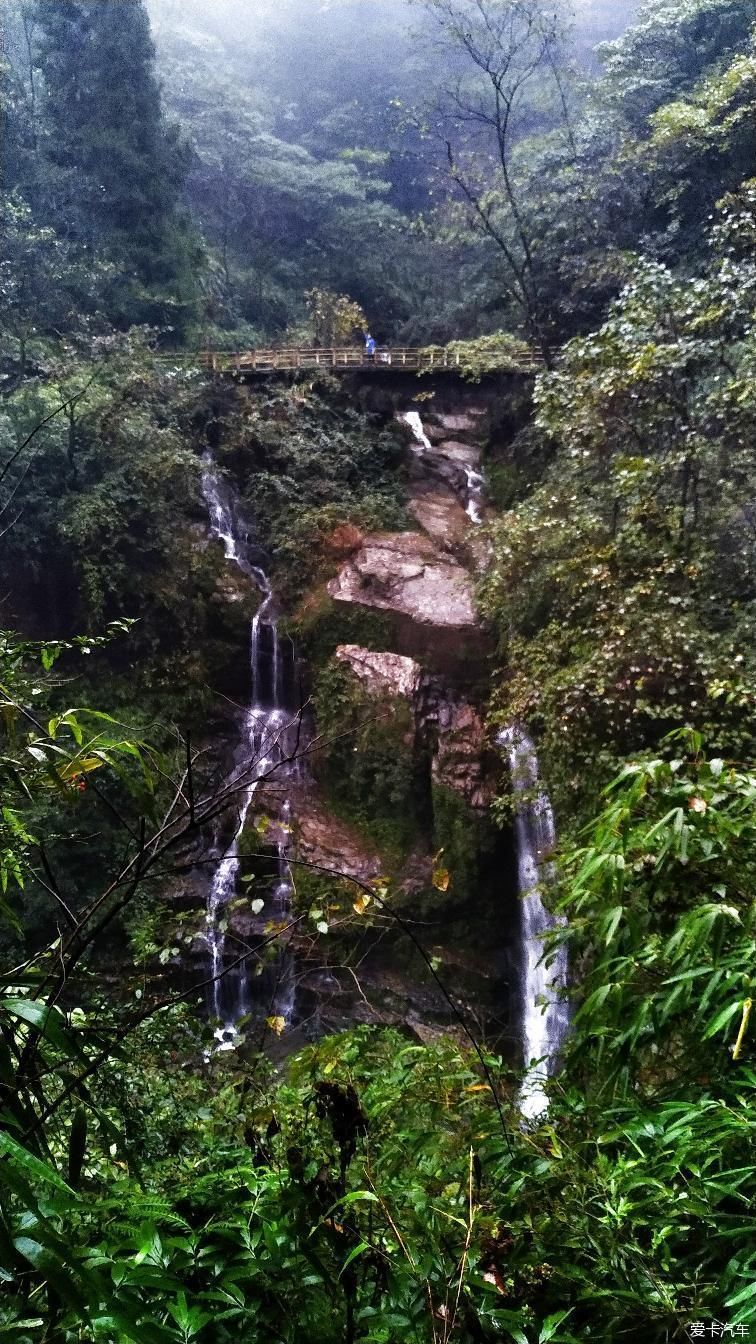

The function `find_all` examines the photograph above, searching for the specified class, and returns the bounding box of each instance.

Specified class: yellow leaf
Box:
[432,866,450,893]
[266,1015,286,1037]
[465,1084,489,1093]
[353,893,372,915]
[59,756,106,780]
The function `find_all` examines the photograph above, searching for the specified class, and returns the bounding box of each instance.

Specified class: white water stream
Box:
[201,456,298,1047]
[463,466,485,524]
[402,409,434,452]
[402,410,485,525]
[500,727,569,1118]
[403,411,569,1110]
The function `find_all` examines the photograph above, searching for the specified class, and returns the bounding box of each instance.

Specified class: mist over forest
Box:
[4,2,756,1342]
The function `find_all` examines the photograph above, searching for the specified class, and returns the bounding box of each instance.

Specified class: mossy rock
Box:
[431,784,499,908]
[310,657,430,866]
[285,592,395,680]
[484,421,555,507]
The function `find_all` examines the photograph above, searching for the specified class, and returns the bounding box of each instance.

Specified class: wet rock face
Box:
[295,793,383,885]
[407,483,471,552]
[422,411,486,444]
[327,532,477,630]
[429,697,494,811]
[333,642,496,813]
[434,439,480,467]
[412,446,469,495]
[433,410,487,436]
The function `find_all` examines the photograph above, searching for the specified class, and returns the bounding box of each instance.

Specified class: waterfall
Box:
[402,410,433,452]
[200,455,299,1047]
[401,409,484,524]
[267,799,296,1024]
[499,726,569,1119]
[463,465,485,524]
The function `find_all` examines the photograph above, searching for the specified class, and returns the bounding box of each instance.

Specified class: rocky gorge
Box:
[162,376,538,1060]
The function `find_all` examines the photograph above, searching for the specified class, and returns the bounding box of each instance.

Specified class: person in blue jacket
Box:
[365,333,376,361]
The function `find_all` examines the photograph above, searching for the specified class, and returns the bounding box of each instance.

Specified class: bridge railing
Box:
[197,346,545,374]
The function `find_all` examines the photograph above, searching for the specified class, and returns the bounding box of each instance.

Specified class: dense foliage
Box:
[482,181,756,816]
[3,654,756,1339]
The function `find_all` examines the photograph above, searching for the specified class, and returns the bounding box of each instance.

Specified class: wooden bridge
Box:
[197,345,544,376]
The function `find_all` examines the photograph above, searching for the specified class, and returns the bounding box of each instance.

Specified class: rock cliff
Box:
[327,532,476,628]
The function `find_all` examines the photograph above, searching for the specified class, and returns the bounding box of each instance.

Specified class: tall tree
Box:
[31,0,198,332]
[421,0,576,356]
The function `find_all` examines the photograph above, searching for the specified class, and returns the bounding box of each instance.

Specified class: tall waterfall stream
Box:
[201,456,298,1048]
[404,408,569,1110]
[500,727,570,1118]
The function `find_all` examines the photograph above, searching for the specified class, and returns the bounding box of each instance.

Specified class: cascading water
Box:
[463,466,485,524]
[266,799,296,1024]
[401,409,485,524]
[402,410,433,453]
[500,726,569,1119]
[201,455,300,1046]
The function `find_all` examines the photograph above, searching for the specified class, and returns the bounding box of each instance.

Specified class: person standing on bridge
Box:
[365,333,376,362]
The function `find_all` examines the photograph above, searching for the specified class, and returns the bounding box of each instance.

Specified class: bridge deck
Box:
[198,346,543,375]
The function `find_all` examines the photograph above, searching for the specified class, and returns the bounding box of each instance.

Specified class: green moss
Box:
[431,784,498,907]
[215,382,410,606]
[484,424,554,512]
[485,461,524,512]
[286,594,395,680]
[311,658,430,866]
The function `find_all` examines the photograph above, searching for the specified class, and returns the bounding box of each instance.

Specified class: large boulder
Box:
[407,482,472,552]
[335,645,423,700]
[431,410,486,437]
[327,532,476,630]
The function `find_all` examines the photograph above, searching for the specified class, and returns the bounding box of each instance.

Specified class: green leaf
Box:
[340,1241,371,1276]
[602,907,623,946]
[0,998,84,1058]
[702,1000,744,1040]
[0,1131,75,1195]
[540,1310,574,1342]
[725,1278,756,1308]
